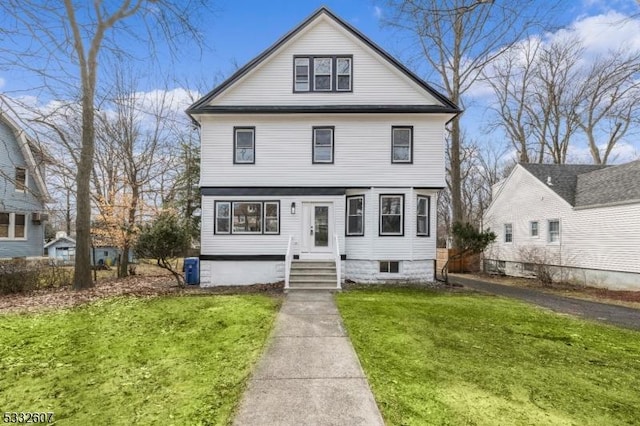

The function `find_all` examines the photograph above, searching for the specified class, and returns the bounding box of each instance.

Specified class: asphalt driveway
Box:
[449,274,640,330]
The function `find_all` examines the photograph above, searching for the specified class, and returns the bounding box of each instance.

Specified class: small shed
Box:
[44,232,76,264]
[91,246,135,267]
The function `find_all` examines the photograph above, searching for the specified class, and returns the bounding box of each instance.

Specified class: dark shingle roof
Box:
[520,163,608,206]
[575,160,640,207]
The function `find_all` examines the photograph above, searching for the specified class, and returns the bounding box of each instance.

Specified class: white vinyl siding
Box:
[209,17,443,106]
[201,114,447,187]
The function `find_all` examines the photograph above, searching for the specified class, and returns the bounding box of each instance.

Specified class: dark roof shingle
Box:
[575,160,640,207]
[520,163,607,205]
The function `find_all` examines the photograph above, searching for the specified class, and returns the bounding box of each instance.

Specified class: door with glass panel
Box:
[301,202,333,256]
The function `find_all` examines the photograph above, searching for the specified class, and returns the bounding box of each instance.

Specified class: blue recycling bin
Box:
[184,257,200,285]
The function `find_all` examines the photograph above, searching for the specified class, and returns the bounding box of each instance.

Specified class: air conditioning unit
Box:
[32,212,49,222]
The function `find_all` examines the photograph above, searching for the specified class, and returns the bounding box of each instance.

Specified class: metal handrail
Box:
[284,235,293,289]
[334,233,341,289]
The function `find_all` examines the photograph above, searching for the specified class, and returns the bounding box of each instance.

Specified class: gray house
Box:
[0,103,50,258]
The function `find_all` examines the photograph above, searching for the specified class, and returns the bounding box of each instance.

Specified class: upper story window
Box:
[234,127,255,164]
[379,194,404,236]
[504,223,513,243]
[530,221,539,238]
[15,167,27,192]
[0,212,26,240]
[312,127,334,164]
[548,219,560,243]
[293,56,353,93]
[392,127,413,163]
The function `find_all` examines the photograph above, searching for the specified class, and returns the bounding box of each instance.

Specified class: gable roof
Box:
[44,235,76,249]
[519,163,608,206]
[575,160,640,208]
[187,7,460,116]
[0,97,51,202]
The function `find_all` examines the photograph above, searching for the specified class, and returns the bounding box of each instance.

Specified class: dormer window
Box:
[293,55,353,93]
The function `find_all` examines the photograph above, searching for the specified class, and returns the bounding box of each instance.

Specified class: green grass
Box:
[0,295,280,425]
[336,288,640,426]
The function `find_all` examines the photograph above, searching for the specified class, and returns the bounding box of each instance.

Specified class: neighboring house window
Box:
[336,57,352,91]
[504,223,513,243]
[234,127,255,164]
[379,194,404,236]
[379,261,399,273]
[548,220,560,243]
[15,167,27,192]
[294,57,310,91]
[264,202,280,234]
[312,127,334,164]
[346,195,364,236]
[215,202,231,234]
[0,212,27,240]
[214,201,280,235]
[293,56,353,93]
[417,195,430,236]
[391,126,413,163]
[530,221,539,238]
[233,202,262,233]
[314,57,332,91]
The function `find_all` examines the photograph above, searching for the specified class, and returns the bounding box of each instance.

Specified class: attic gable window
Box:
[15,167,27,192]
[293,55,353,93]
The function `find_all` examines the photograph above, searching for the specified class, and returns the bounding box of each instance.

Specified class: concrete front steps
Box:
[288,260,339,291]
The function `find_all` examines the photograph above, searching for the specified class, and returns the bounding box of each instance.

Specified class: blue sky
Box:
[1,0,639,162]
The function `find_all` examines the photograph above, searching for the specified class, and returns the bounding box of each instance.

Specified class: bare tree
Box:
[0,1,208,289]
[384,0,559,228]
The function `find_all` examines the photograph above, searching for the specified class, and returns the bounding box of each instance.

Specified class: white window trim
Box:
[346,195,364,236]
[379,260,400,274]
[379,194,404,236]
[504,223,513,244]
[530,221,539,238]
[417,195,430,237]
[547,219,560,244]
[0,212,28,241]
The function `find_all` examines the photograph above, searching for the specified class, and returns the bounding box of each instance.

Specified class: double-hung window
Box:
[314,58,332,91]
[214,201,280,235]
[417,196,430,236]
[504,223,513,243]
[548,220,560,243]
[530,221,539,238]
[294,56,353,92]
[312,127,334,163]
[0,212,26,239]
[379,195,404,236]
[294,58,310,91]
[234,127,255,164]
[15,167,27,192]
[346,195,364,236]
[392,127,413,163]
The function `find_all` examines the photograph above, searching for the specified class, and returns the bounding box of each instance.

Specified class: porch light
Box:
[291,202,296,215]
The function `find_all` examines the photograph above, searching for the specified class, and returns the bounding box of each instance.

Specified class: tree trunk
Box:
[450,117,463,226]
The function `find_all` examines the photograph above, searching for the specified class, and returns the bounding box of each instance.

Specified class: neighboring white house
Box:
[483,161,640,290]
[187,7,459,287]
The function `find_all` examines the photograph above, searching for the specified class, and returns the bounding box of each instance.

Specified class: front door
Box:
[301,202,333,258]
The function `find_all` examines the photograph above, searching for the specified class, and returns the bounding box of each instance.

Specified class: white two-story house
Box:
[187,7,459,287]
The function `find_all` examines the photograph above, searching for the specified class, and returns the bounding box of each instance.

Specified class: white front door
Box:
[301,202,333,258]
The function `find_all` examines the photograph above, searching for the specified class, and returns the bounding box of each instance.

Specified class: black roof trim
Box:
[201,187,347,196]
[191,105,459,115]
[187,6,460,115]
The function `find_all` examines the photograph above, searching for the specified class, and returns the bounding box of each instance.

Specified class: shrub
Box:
[0,259,73,295]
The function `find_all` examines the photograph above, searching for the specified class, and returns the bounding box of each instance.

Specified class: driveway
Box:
[449,274,640,330]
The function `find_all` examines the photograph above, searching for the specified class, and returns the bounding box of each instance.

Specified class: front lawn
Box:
[0,295,280,425]
[336,288,640,425]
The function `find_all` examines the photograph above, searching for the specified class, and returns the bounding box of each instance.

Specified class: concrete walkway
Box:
[233,290,385,426]
[449,274,640,330]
